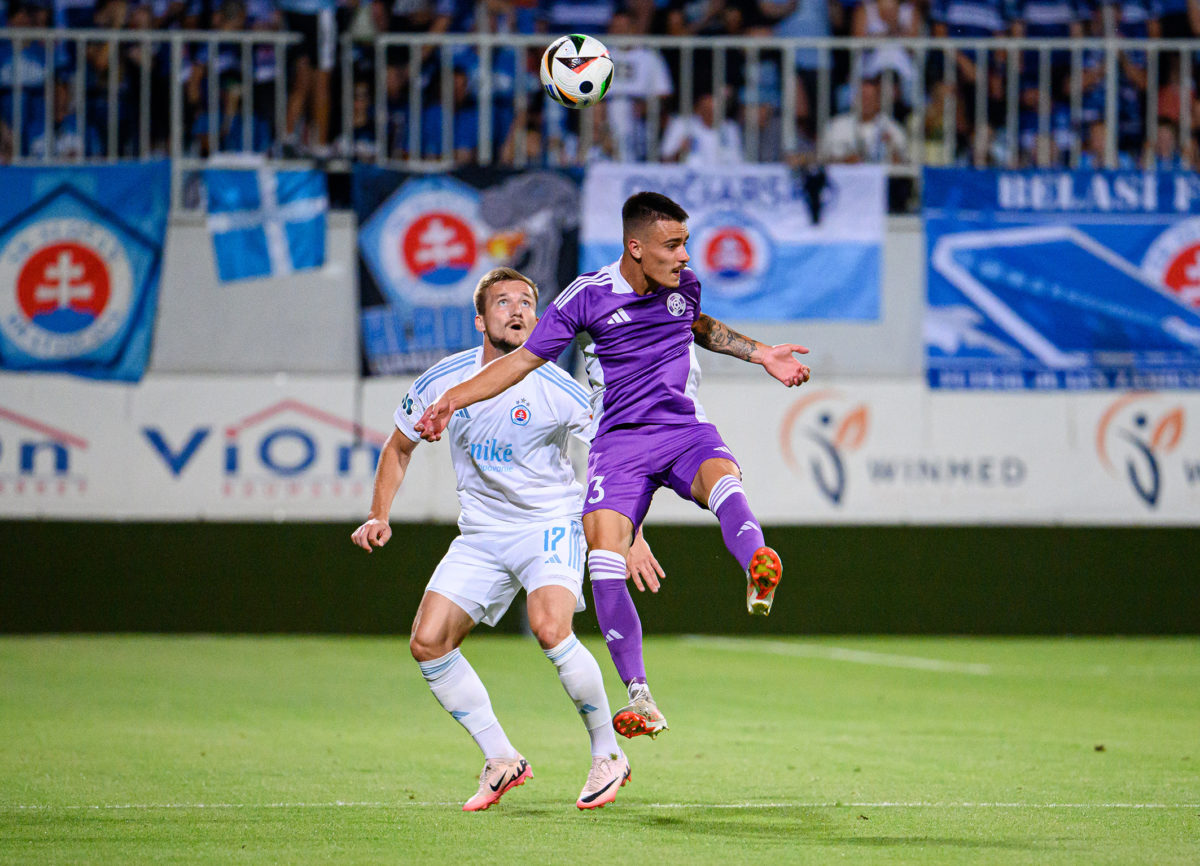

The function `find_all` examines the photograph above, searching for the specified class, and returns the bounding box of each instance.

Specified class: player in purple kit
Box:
[415,192,811,739]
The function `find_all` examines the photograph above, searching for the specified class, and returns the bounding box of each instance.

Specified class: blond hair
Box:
[473,267,539,316]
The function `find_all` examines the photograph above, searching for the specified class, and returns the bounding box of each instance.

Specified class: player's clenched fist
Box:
[414,398,452,441]
[351,518,392,552]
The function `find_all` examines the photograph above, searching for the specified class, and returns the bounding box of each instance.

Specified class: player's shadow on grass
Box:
[831,836,1042,851]
[600,812,1041,852]
[630,810,836,839]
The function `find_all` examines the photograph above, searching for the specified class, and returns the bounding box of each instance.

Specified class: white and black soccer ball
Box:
[539,34,614,109]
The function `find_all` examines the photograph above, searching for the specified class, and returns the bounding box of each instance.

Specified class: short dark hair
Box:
[622,192,689,240]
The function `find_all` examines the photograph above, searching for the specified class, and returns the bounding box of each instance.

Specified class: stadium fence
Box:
[4,29,1200,194]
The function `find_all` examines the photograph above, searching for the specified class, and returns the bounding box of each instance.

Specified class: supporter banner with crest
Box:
[924,168,1200,390]
[0,161,169,381]
[580,163,884,321]
[353,165,582,375]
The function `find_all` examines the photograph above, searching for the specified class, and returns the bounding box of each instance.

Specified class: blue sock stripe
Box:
[544,634,580,664]
[418,648,462,679]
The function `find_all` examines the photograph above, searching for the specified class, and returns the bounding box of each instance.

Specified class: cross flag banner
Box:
[204,168,328,282]
[924,169,1200,390]
[580,163,884,320]
[0,160,169,382]
[353,164,582,375]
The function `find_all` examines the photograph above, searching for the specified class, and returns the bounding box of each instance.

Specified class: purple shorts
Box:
[583,422,739,527]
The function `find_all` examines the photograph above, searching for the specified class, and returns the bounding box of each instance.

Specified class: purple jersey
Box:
[523,262,708,437]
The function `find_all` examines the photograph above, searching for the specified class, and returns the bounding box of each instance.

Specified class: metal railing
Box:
[4,28,1199,194]
[341,33,1200,175]
[0,28,299,205]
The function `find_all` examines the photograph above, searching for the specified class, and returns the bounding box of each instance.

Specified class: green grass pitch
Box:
[1,634,1197,864]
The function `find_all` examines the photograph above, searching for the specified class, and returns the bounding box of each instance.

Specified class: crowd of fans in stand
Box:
[2,0,1199,168]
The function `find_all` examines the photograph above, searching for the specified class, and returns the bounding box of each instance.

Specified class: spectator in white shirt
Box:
[661,89,743,165]
[821,73,908,163]
[852,0,920,106]
[605,10,674,161]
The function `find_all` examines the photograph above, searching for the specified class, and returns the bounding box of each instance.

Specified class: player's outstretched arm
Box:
[691,313,811,387]
[351,428,418,552]
[414,347,546,441]
[627,525,665,593]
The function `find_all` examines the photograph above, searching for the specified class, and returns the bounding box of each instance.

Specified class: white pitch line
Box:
[2,802,419,811]
[684,636,994,676]
[4,802,1198,811]
[646,802,1200,810]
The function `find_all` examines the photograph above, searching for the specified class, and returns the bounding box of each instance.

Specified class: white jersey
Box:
[394,347,593,530]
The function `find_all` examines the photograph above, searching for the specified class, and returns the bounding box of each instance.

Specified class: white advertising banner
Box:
[0,373,444,521]
[682,383,1199,525]
[1,373,1197,524]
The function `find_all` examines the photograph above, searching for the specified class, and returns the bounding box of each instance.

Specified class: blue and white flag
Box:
[0,160,169,382]
[925,169,1200,390]
[580,163,883,320]
[204,168,328,282]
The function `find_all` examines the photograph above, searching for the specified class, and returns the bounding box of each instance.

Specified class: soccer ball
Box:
[540,34,614,109]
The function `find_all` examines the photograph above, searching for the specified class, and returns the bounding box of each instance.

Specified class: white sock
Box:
[418,649,519,760]
[544,634,621,757]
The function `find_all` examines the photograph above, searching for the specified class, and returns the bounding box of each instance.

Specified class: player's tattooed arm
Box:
[691,314,759,361]
[692,314,812,387]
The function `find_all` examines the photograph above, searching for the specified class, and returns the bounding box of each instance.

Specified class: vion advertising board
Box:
[0,374,445,520]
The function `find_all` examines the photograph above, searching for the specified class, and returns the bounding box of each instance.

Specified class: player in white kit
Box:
[351,267,636,812]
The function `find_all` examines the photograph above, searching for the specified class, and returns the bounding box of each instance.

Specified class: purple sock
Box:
[708,475,765,569]
[587,550,646,685]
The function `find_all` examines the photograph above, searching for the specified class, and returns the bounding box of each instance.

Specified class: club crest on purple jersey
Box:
[666,292,686,316]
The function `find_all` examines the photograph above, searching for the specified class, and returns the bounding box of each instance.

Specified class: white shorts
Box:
[427,518,587,627]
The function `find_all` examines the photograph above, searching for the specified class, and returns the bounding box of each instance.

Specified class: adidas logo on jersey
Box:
[736,521,758,537]
[454,408,471,419]
[606,309,632,326]
[604,629,624,642]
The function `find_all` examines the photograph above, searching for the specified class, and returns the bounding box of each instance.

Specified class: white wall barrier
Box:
[1,373,1197,524]
[144,213,925,379]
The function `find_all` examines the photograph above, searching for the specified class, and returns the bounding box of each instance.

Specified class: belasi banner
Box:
[924,168,1200,390]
